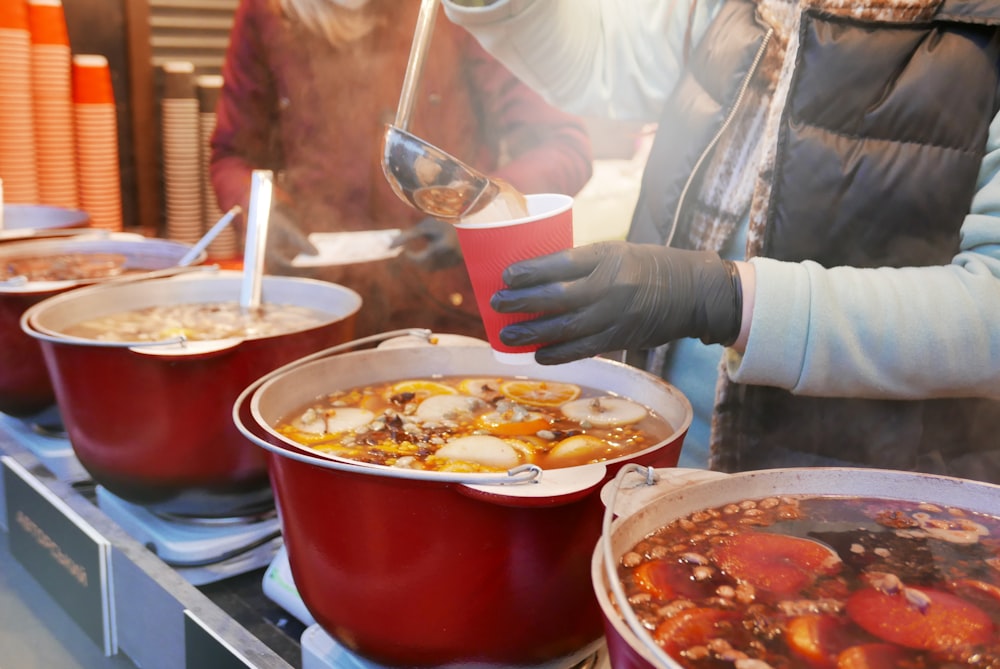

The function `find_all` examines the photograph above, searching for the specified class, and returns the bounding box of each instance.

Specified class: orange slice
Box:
[633,559,711,601]
[458,377,503,397]
[711,531,842,599]
[389,380,457,399]
[785,614,855,666]
[500,380,580,407]
[836,644,912,669]
[653,608,743,656]
[846,586,993,652]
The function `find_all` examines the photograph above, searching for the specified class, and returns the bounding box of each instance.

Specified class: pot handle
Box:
[599,466,730,519]
[599,465,728,669]
[455,463,608,508]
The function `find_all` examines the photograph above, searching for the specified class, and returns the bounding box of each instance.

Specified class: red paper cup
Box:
[454,193,573,364]
[0,1,29,30]
[27,0,68,47]
[72,54,113,104]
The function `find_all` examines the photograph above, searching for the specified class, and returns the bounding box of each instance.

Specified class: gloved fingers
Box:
[491,265,613,314]
[392,218,462,270]
[500,243,607,289]
[498,301,618,348]
[499,311,620,365]
[389,226,426,249]
[533,331,620,365]
[403,245,434,264]
[273,224,318,256]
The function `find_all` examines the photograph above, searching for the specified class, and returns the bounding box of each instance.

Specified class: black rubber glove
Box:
[390,217,463,271]
[264,203,319,273]
[490,240,743,365]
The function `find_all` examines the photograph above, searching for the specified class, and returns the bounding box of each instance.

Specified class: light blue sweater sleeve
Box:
[727,110,1000,400]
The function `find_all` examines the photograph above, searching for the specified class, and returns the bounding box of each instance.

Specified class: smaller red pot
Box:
[0,235,202,417]
[591,467,1000,669]
[22,271,362,517]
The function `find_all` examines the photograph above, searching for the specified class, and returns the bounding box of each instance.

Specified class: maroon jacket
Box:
[210,0,593,338]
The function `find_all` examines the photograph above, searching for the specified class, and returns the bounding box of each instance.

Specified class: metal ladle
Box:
[380,0,500,220]
[239,169,273,313]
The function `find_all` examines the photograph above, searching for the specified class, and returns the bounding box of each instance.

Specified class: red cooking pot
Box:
[235,339,693,668]
[0,234,203,417]
[591,466,1000,669]
[21,270,362,517]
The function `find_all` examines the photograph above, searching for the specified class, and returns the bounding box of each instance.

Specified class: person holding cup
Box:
[209,0,593,340]
[441,0,1000,484]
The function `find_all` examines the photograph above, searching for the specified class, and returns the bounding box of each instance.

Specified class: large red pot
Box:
[21,270,362,517]
[236,342,693,668]
[0,235,202,417]
[591,467,1000,669]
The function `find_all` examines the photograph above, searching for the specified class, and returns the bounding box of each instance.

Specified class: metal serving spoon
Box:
[380,0,500,220]
[239,169,273,312]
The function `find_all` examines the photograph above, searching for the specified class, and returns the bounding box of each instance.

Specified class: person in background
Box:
[210,0,593,339]
[442,0,1000,483]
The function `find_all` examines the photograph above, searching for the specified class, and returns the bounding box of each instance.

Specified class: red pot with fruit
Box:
[592,466,1000,669]
[234,339,693,667]
[21,270,361,517]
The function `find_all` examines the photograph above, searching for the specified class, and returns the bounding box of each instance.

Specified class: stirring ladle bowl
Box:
[381,125,500,221]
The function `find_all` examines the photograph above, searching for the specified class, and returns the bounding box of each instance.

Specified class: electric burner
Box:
[262,544,316,626]
[0,411,89,482]
[300,625,610,669]
[96,486,283,586]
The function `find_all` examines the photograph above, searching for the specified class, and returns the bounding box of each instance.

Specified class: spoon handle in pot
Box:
[241,170,273,312]
[394,0,441,130]
[177,205,241,267]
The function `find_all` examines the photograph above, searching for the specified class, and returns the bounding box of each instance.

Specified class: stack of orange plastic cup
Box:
[28,0,78,209]
[72,53,122,231]
[0,0,39,204]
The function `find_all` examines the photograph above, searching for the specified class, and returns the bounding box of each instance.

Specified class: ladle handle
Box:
[241,170,273,311]
[394,0,441,130]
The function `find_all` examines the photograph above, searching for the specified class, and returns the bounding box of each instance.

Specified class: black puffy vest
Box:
[630,0,1000,482]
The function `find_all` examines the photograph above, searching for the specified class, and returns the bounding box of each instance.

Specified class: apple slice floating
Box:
[561,396,647,427]
[434,435,522,469]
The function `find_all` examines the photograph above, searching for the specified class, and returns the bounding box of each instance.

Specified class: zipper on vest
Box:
[665,27,774,247]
